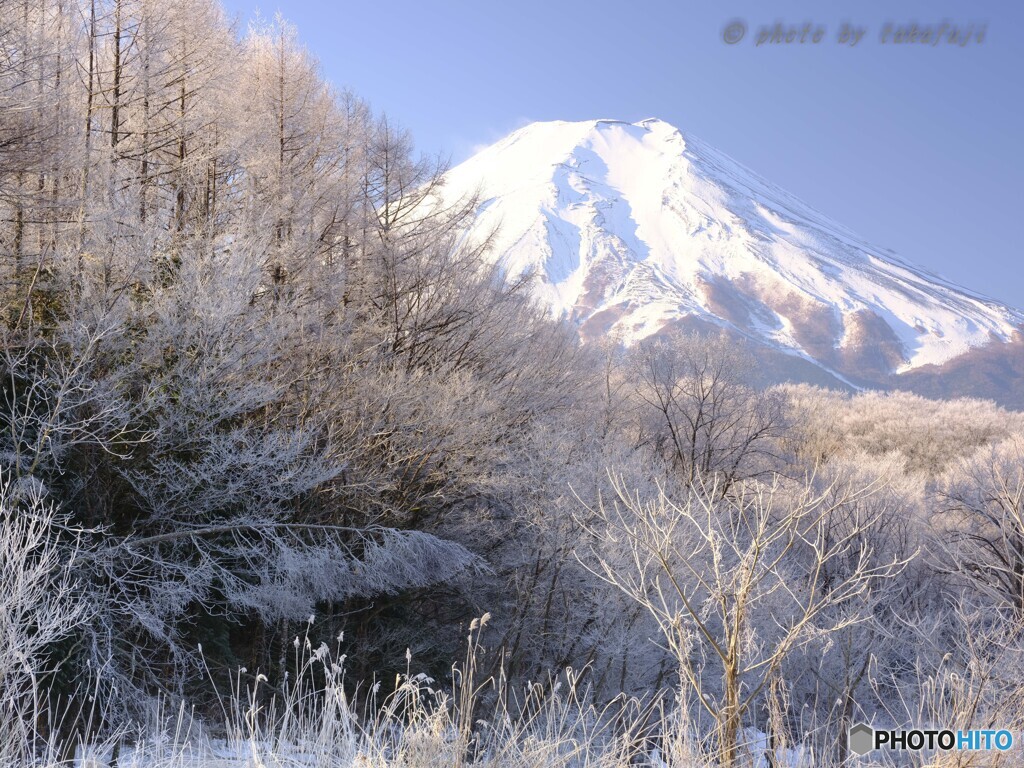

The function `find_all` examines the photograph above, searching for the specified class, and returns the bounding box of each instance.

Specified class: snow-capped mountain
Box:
[441,118,1024,399]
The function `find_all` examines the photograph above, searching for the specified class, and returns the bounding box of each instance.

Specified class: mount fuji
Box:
[440,118,1024,404]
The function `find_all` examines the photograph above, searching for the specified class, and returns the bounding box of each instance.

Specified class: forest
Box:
[1,1,1023,765]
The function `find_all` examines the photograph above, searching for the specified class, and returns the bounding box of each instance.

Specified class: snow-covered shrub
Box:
[0,474,89,764]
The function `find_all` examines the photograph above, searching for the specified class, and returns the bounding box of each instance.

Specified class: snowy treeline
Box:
[2,1,1023,765]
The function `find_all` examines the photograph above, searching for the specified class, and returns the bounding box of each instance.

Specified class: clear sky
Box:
[220,0,1023,309]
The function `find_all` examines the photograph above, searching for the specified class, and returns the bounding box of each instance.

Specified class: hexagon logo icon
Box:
[848,723,875,756]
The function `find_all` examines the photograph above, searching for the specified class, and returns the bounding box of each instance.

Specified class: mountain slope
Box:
[441,118,1023,399]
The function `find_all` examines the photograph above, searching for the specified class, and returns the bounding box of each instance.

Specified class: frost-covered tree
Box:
[0,475,88,762]
[629,332,784,495]
[779,384,1024,476]
[579,471,908,768]
[0,0,549,719]
[935,436,1024,615]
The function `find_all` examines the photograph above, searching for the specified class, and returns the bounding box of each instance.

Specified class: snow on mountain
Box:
[440,118,1023,388]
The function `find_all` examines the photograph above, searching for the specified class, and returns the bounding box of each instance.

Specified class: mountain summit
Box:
[441,118,1024,401]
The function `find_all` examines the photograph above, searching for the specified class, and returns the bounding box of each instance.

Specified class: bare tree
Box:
[935,436,1024,616]
[578,470,907,768]
[237,15,351,291]
[0,474,89,762]
[781,454,926,766]
[0,319,144,491]
[873,600,1024,766]
[629,332,784,496]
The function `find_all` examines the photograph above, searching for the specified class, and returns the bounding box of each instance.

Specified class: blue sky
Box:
[221,0,1023,309]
